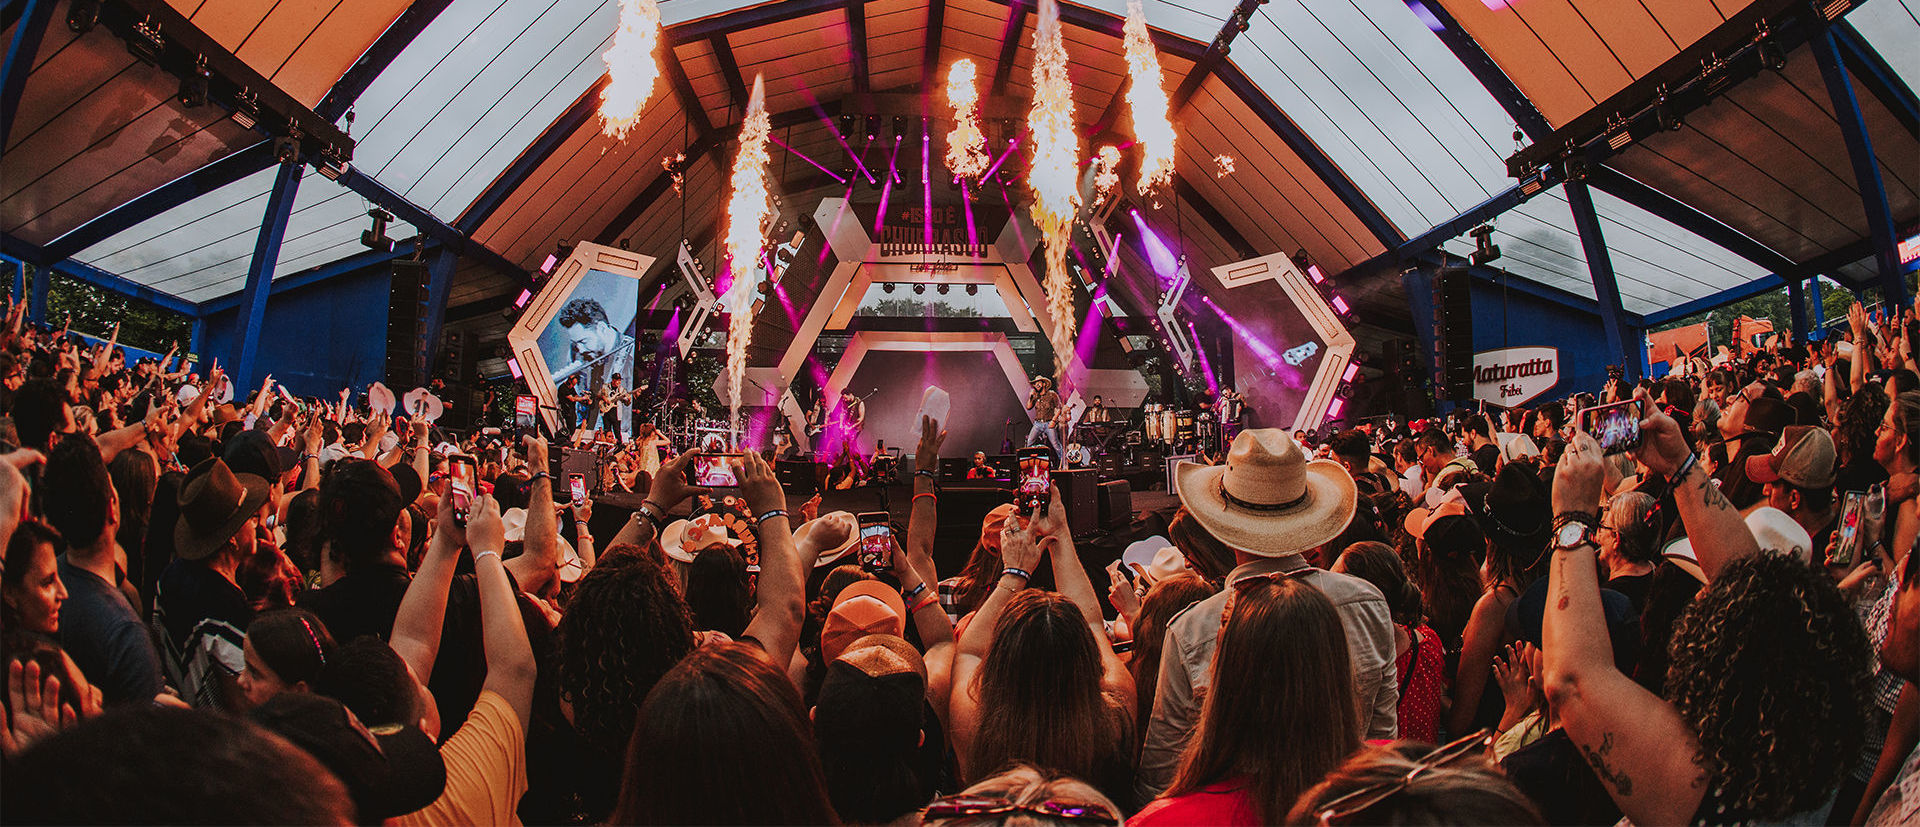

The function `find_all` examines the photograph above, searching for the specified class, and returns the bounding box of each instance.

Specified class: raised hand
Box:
[466,493,506,553]
[648,449,711,512]
[737,450,783,515]
[999,518,1045,575]
[916,414,946,471]
[1553,430,1607,518]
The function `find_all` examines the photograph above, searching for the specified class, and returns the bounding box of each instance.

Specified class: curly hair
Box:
[1836,383,1888,467]
[554,545,696,753]
[557,298,608,329]
[1665,554,1871,821]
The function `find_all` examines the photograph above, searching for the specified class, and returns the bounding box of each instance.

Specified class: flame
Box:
[598,0,662,140]
[1093,145,1121,204]
[1123,0,1175,197]
[1214,153,1236,178]
[1027,0,1081,369]
[721,75,774,427]
[945,59,989,179]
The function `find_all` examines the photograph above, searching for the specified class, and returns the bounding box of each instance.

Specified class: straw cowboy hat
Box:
[1173,428,1356,557]
[500,508,585,584]
[661,513,745,564]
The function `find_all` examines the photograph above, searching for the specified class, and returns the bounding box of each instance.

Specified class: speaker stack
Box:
[386,259,430,389]
[1436,267,1474,403]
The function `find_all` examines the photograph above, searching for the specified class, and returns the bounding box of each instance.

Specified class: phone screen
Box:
[691,453,741,488]
[1015,447,1052,516]
[447,455,476,525]
[1834,491,1867,567]
[857,513,892,571]
[1580,399,1643,454]
[568,473,587,504]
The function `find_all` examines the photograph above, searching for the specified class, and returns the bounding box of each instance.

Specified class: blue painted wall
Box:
[199,263,391,397]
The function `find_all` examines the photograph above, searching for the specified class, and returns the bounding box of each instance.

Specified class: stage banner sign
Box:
[1473,346,1560,407]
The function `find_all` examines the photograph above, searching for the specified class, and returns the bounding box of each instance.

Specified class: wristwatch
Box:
[1551,516,1598,552]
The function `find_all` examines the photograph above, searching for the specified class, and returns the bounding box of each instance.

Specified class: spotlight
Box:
[1342,362,1360,384]
[271,135,301,165]
[177,56,209,108]
[362,209,394,252]
[913,283,927,295]
[893,116,909,143]
[1469,224,1500,266]
[513,289,532,309]
[230,90,260,130]
[1562,155,1589,183]
[126,17,164,65]
[67,0,99,32]
[937,283,950,295]
[882,282,896,294]
[866,115,880,142]
[539,241,576,274]
[1330,295,1352,317]
[1326,397,1345,420]
[922,117,932,142]
[506,357,523,380]
[966,283,979,296]
[1759,39,1788,71]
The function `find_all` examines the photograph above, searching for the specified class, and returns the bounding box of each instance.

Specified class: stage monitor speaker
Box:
[931,486,1014,578]
[385,258,430,389]
[1436,267,1474,402]
[1097,479,1132,530]
[775,459,816,495]
[1051,469,1098,536]
[560,447,600,494]
[1097,453,1123,479]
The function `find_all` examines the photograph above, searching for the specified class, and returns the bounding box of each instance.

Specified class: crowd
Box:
[0,295,1915,827]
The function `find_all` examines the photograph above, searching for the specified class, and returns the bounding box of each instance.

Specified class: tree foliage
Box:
[39,270,193,353]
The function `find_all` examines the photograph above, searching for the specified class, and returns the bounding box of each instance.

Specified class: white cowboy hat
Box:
[1662,506,1814,584]
[402,388,445,423]
[1173,429,1356,558]
[660,514,744,564]
[797,511,862,568]
[368,382,397,416]
[500,507,585,583]
[1119,536,1189,585]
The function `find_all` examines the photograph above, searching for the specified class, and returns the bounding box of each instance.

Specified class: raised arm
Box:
[1544,430,1707,826]
[506,436,561,595]
[949,520,1044,780]
[1630,409,1759,582]
[906,415,944,578]
[739,451,808,669]
[466,494,535,726]
[1030,487,1134,706]
[389,489,468,683]
[609,449,710,550]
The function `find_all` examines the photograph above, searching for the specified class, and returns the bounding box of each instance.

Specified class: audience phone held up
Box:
[1579,399,1644,455]
[567,472,587,505]
[1015,446,1053,517]
[446,454,477,526]
[856,512,893,572]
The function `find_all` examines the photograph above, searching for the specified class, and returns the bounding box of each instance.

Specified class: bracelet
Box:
[1001,566,1032,582]
[300,453,319,462]
[914,469,937,480]
[902,581,929,601]
[909,594,940,614]
[473,549,501,564]
[756,509,789,524]
[913,492,937,505]
[529,471,552,483]
[638,500,668,528]
[1667,452,1698,487]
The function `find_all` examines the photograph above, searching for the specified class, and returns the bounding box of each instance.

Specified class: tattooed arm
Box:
[1630,407,1760,583]
[1545,430,1709,826]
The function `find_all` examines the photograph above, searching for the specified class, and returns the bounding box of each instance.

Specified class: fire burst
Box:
[598,0,662,140]
[1214,153,1236,178]
[721,75,774,427]
[1027,0,1081,369]
[945,59,988,180]
[1092,145,1121,204]
[1123,0,1175,197]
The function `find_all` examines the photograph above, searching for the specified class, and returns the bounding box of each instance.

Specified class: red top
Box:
[1128,779,1261,827]
[1396,623,1445,743]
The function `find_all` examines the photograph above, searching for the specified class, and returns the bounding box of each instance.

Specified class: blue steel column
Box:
[0,0,56,147]
[11,258,23,304]
[418,246,458,382]
[1788,278,1809,346]
[189,316,205,367]
[1811,276,1827,339]
[235,161,303,387]
[1565,182,1639,380]
[1812,28,1907,308]
[29,261,47,324]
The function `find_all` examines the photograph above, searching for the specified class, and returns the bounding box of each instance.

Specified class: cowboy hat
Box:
[661,513,744,564]
[798,511,862,568]
[500,508,585,583]
[1029,376,1052,388]
[1173,429,1356,557]
[1663,506,1813,583]
[1119,537,1189,585]
[174,458,271,561]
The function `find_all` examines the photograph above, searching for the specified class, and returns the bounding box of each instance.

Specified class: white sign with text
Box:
[1473,346,1560,407]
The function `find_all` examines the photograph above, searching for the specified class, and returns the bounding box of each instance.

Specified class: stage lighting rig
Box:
[882,282,896,294]
[865,116,880,142]
[177,56,209,107]
[936,283,950,295]
[1469,224,1500,266]
[912,283,927,296]
[362,209,395,253]
[966,283,979,296]
[229,89,260,129]
[67,0,100,32]
[271,134,301,165]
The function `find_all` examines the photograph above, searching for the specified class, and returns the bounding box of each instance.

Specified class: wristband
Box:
[637,501,668,529]
[473,549,502,564]
[1552,511,1600,532]
[300,453,319,462]
[529,471,552,483]
[902,581,929,601]
[914,469,937,480]
[756,509,789,524]
[1667,452,1698,487]
[1001,566,1032,582]
[913,492,937,505]
[909,594,939,614]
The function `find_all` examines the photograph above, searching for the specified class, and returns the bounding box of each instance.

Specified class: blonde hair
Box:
[924,765,1122,827]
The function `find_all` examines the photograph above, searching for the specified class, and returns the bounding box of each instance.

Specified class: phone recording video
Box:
[689,453,742,488]
[857,512,893,572]
[513,395,538,443]
[1579,399,1644,455]
[567,472,587,505]
[447,454,477,526]
[1015,446,1053,517]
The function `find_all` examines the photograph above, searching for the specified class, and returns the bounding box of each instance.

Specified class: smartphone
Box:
[857,512,893,572]
[1834,491,1867,567]
[1015,446,1053,517]
[568,473,587,504]
[1579,399,1644,455]
[689,453,742,488]
[447,454,477,526]
[513,395,538,442]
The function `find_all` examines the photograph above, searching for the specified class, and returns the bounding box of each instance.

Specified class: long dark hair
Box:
[554,546,695,754]
[611,641,838,825]
[1129,573,1214,751]
[971,591,1127,795]
[1335,541,1423,626]
[1166,509,1235,585]
[949,515,1008,620]
[682,544,752,637]
[108,448,157,585]
[1167,576,1360,823]
[246,608,336,689]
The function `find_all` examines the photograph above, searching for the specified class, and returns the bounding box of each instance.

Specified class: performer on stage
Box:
[834,391,866,457]
[1025,375,1065,459]
[560,375,590,435]
[966,451,997,480]
[1082,394,1109,424]
[596,374,633,442]
[554,298,634,391]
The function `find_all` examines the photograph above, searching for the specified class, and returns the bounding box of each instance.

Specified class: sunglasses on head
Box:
[924,794,1118,825]
[1312,730,1494,825]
